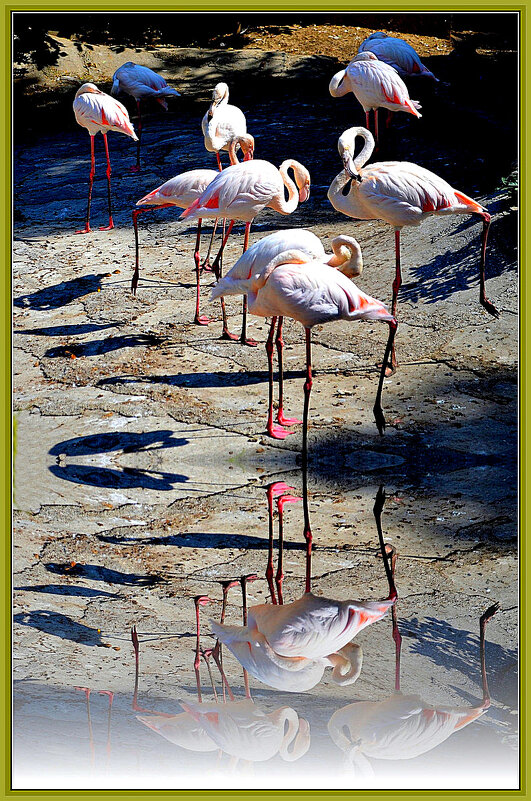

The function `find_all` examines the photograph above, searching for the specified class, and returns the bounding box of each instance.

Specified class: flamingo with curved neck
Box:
[328,126,497,372]
[180,157,311,346]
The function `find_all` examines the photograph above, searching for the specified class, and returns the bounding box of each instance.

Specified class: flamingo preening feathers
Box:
[358,32,438,81]
[73,82,138,234]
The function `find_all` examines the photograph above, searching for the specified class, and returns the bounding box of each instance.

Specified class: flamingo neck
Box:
[339,126,375,174]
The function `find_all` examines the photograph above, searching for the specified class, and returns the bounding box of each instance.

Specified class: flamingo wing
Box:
[74,92,137,139]
[137,168,218,207]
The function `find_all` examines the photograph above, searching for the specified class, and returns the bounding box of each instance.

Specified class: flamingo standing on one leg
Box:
[180,157,311,346]
[210,245,397,465]
[73,83,138,234]
[328,126,498,372]
[132,134,254,332]
[111,62,180,172]
[329,53,421,143]
[328,597,500,776]
[358,32,438,81]
[212,229,364,438]
[202,82,248,172]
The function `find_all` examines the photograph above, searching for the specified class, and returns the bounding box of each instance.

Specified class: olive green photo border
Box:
[3,3,525,800]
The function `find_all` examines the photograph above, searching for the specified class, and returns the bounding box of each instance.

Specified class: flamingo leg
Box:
[200,218,219,272]
[365,110,371,135]
[373,320,397,436]
[211,219,234,279]
[374,109,379,146]
[302,327,313,593]
[266,317,291,439]
[129,626,174,716]
[385,229,402,374]
[479,602,500,707]
[98,690,114,760]
[386,110,394,129]
[276,317,302,427]
[275,495,300,604]
[373,487,401,691]
[240,222,258,347]
[131,202,176,294]
[99,133,114,231]
[216,152,223,171]
[477,213,499,318]
[240,574,258,698]
[200,649,219,702]
[193,218,210,325]
[266,483,279,604]
[194,595,210,703]
[129,99,142,173]
[76,135,95,234]
[218,232,239,342]
[74,687,95,765]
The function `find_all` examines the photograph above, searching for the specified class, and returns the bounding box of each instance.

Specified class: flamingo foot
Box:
[200,259,214,274]
[99,222,115,232]
[221,328,239,341]
[75,227,91,235]
[277,411,302,426]
[267,423,294,440]
[481,298,500,319]
[240,336,258,348]
[194,314,211,326]
[377,362,397,378]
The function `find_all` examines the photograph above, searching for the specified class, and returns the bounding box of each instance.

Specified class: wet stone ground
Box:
[13,42,518,790]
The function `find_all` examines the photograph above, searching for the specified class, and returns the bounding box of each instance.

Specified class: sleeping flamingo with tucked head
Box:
[111,62,180,172]
[358,32,438,81]
[329,53,421,142]
[73,82,138,234]
[328,126,498,372]
[181,157,311,346]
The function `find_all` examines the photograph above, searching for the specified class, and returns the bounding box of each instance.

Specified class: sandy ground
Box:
[13,24,518,791]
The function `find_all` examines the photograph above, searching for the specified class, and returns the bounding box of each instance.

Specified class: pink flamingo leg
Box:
[240,574,258,697]
[200,218,219,272]
[98,133,114,231]
[386,110,394,129]
[477,213,499,318]
[129,99,142,173]
[193,218,211,325]
[216,152,223,172]
[240,222,258,347]
[373,319,397,436]
[301,327,313,594]
[98,690,114,760]
[266,317,292,439]
[266,483,279,604]
[365,110,371,135]
[276,317,302,426]
[275,494,301,605]
[374,109,380,146]
[76,135,95,234]
[74,687,96,765]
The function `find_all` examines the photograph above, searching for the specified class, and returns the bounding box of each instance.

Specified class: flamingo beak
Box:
[299,185,310,202]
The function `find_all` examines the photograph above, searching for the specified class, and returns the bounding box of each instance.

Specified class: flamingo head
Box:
[352,52,379,62]
[211,82,229,109]
[240,134,255,161]
[75,82,103,99]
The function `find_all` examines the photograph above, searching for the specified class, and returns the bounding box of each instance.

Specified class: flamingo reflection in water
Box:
[328,518,500,778]
[209,484,398,693]
[131,593,310,766]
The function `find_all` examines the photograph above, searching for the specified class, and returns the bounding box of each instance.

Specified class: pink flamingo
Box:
[180,157,311,346]
[73,82,138,234]
[202,82,247,172]
[212,229,364,439]
[358,32,438,81]
[328,126,498,371]
[328,599,500,777]
[329,52,421,142]
[111,62,180,172]
[209,246,397,465]
[210,487,398,694]
[132,135,254,332]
